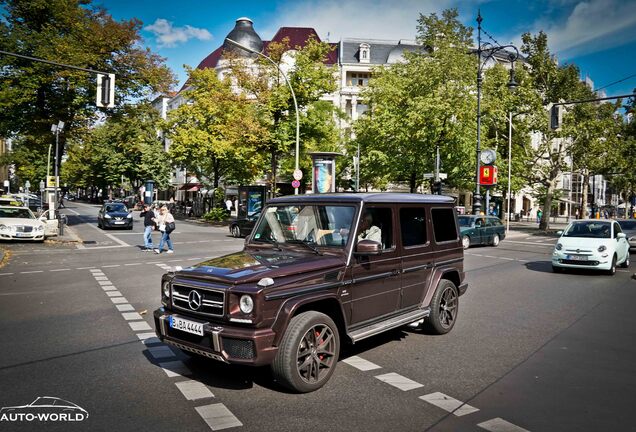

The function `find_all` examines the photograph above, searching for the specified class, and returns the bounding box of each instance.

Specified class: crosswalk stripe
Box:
[478,417,530,432]
[159,360,192,378]
[342,356,382,371]
[175,380,214,400]
[128,321,152,331]
[374,372,424,391]
[195,403,243,430]
[419,392,479,416]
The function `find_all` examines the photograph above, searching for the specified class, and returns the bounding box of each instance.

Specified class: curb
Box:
[46,224,83,245]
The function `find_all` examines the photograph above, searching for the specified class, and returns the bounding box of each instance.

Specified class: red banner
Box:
[479,165,498,186]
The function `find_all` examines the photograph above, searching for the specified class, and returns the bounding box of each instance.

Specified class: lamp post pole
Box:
[474,11,519,215]
[506,111,512,233]
[224,38,301,195]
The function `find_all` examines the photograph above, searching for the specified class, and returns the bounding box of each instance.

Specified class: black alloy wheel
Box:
[272,311,340,393]
[424,279,459,335]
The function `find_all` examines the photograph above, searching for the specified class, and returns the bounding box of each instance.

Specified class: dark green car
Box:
[458,215,506,249]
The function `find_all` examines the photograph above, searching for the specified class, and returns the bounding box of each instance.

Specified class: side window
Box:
[614,223,622,238]
[431,208,459,243]
[400,207,427,247]
[358,207,393,249]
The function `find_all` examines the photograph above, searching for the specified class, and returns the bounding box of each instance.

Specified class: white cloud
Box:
[517,0,636,59]
[258,0,476,42]
[144,18,213,48]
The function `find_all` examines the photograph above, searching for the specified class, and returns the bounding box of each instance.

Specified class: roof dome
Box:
[222,17,263,57]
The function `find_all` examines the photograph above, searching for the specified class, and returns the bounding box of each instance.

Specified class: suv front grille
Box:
[171,282,225,317]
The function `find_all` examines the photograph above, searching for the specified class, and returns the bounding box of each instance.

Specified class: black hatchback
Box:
[97,202,133,229]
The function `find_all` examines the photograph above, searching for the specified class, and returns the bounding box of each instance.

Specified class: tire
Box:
[231,225,241,238]
[552,265,562,273]
[98,220,102,229]
[271,311,340,393]
[606,255,617,276]
[491,234,500,247]
[462,235,470,250]
[621,254,630,269]
[423,279,459,335]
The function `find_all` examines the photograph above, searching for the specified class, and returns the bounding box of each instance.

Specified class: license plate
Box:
[15,232,30,237]
[170,316,204,336]
[114,221,125,225]
[566,255,587,261]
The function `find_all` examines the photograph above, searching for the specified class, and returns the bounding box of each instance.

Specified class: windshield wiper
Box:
[287,239,323,255]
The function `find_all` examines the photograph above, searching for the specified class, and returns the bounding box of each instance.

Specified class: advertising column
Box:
[309,152,341,194]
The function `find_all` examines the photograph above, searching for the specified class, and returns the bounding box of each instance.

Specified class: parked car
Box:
[154,193,467,392]
[457,215,505,249]
[552,219,630,275]
[616,219,636,251]
[0,204,46,242]
[97,202,133,230]
[229,210,261,238]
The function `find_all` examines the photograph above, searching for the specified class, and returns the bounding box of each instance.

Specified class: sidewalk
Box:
[47,222,82,244]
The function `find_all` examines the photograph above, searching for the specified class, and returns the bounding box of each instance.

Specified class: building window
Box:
[359,43,370,63]
[347,72,370,87]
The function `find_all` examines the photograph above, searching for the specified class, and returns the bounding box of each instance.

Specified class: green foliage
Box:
[0,0,175,185]
[353,9,476,192]
[202,208,228,222]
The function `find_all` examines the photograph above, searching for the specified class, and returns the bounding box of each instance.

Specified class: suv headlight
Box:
[161,280,171,306]
[239,295,254,314]
[555,243,562,251]
[104,214,112,219]
[598,245,607,252]
[0,224,8,231]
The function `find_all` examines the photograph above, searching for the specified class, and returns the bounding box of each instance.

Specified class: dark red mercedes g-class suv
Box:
[154,193,466,392]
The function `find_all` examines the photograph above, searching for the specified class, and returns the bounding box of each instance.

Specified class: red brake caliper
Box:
[316,330,324,361]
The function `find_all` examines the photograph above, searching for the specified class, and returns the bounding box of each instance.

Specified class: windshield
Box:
[252,205,356,248]
[0,207,35,219]
[457,216,473,227]
[105,204,127,212]
[563,221,611,238]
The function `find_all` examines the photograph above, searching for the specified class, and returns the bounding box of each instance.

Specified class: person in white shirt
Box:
[357,211,382,244]
[153,205,175,254]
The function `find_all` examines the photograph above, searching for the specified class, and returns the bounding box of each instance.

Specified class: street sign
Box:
[96,73,115,108]
[293,169,303,181]
[292,180,301,188]
[46,176,57,188]
[479,165,498,186]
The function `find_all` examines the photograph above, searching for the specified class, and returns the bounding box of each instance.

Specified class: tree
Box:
[520,31,595,230]
[352,9,476,193]
[0,0,175,185]
[166,67,266,190]
[227,36,339,196]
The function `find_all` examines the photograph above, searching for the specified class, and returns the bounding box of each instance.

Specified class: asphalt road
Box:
[0,201,634,432]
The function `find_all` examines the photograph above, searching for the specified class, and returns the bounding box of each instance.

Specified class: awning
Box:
[179,183,201,192]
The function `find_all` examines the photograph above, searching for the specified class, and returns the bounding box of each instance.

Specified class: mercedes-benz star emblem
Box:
[188,290,202,310]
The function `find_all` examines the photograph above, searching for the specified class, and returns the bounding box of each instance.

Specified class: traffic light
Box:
[96,73,115,108]
[550,104,562,130]
[432,181,443,195]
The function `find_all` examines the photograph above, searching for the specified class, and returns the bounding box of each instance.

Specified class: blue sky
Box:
[100,0,636,99]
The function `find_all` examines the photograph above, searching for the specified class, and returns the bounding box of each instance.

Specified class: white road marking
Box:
[105,291,123,297]
[125,263,142,266]
[147,345,176,360]
[499,257,515,261]
[478,417,530,432]
[102,286,117,291]
[0,273,14,276]
[129,321,152,331]
[374,372,424,391]
[136,332,157,341]
[116,304,135,312]
[83,221,131,246]
[98,281,113,286]
[419,392,479,417]
[102,264,121,268]
[142,337,161,345]
[505,240,553,248]
[342,356,382,371]
[121,312,143,321]
[518,259,530,263]
[20,271,43,274]
[89,268,102,273]
[94,276,109,281]
[195,403,243,430]
[76,267,96,270]
[50,268,71,272]
[111,297,129,304]
[64,208,81,216]
[175,380,214,400]
[158,360,192,378]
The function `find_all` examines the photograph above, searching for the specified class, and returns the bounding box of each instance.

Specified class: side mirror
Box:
[354,239,382,256]
[617,233,627,240]
[556,231,563,236]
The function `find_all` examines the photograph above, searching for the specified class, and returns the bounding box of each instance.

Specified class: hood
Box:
[557,236,610,251]
[176,249,345,284]
[0,217,43,227]
[105,211,130,217]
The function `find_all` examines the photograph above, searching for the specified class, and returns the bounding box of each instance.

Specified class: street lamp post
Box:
[474,11,520,215]
[51,121,64,214]
[224,37,301,195]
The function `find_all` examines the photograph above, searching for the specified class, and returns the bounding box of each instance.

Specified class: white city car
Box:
[552,219,630,275]
[0,205,46,242]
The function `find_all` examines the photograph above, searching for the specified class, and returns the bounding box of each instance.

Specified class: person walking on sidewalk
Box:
[154,205,175,254]
[140,203,155,251]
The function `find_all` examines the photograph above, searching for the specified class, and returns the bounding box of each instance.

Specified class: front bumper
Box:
[551,251,611,270]
[153,308,278,366]
[0,231,44,241]
[103,218,132,228]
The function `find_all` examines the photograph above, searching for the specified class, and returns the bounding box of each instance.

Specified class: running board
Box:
[349,308,431,343]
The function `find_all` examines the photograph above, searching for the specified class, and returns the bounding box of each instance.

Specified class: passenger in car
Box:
[358,211,382,244]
